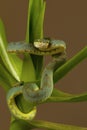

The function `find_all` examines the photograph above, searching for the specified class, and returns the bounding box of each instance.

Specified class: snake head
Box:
[34,39,50,50]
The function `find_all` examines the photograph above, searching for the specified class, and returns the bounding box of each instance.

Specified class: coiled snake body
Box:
[7,39,66,121]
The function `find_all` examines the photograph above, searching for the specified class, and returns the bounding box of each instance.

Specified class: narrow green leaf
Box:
[51,88,72,97]
[31,0,46,79]
[0,76,11,91]
[10,119,33,130]
[0,57,17,91]
[29,0,46,41]
[29,120,87,130]
[31,55,43,80]
[10,119,87,130]
[45,88,87,103]
[0,19,23,81]
[0,64,16,89]
[54,46,87,83]
[26,0,46,42]
[26,0,46,80]
[20,54,36,82]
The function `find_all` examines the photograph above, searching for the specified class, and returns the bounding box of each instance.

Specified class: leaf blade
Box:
[45,88,87,103]
[20,54,36,82]
[26,0,46,80]
[0,19,23,81]
[29,120,87,130]
[10,119,87,130]
[54,46,87,83]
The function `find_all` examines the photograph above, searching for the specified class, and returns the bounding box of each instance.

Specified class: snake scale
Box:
[7,38,66,121]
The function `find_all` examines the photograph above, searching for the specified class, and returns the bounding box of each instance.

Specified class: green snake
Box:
[7,39,66,55]
[7,38,66,121]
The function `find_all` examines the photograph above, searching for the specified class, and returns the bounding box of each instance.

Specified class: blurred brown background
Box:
[0,0,87,129]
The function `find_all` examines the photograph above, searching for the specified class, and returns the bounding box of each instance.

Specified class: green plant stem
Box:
[54,46,87,83]
[10,119,33,130]
[30,120,87,130]
[10,119,87,130]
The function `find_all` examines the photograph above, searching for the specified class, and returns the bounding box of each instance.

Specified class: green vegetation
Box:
[0,0,87,129]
